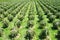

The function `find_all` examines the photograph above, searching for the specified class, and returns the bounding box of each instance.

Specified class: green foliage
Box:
[25,29,35,40]
[15,20,21,28]
[39,29,49,39]
[9,28,18,39]
[52,21,60,29]
[2,20,9,29]
[0,28,3,37]
[0,0,60,40]
[8,14,13,22]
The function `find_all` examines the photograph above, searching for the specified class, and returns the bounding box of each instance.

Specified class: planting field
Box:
[0,0,60,40]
